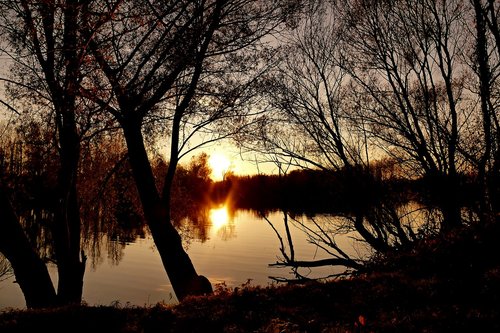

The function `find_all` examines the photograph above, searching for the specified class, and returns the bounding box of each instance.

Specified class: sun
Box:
[209,153,231,181]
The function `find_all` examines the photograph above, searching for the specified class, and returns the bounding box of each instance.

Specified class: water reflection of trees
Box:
[83,152,239,263]
[0,130,224,270]
[167,154,237,245]
[80,152,241,261]
[0,131,145,269]
[261,201,446,282]
[174,203,238,246]
[2,126,490,283]
[213,165,489,282]
[0,253,13,282]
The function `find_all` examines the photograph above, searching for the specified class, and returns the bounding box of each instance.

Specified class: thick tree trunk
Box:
[148,206,212,299]
[52,176,86,305]
[0,188,57,308]
[122,119,211,300]
[53,162,85,304]
[53,100,85,304]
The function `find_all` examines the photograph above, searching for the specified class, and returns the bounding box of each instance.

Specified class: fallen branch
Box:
[270,258,363,270]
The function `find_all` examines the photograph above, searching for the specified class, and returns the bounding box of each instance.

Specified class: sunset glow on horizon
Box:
[208,152,231,181]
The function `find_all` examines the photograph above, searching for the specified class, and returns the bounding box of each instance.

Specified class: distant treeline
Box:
[208,166,492,216]
[209,168,407,214]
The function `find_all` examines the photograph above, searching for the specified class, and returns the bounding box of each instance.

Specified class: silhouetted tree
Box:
[237,3,419,274]
[237,0,499,278]
[245,3,363,171]
[341,0,497,231]
[82,0,293,300]
[0,0,95,306]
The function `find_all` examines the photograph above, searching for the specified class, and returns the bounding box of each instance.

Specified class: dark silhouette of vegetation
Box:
[207,158,497,278]
[78,0,294,301]
[0,125,218,306]
[210,164,416,214]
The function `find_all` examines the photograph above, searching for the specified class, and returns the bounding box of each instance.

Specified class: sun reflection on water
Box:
[209,206,229,230]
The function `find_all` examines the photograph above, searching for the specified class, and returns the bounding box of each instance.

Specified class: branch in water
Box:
[270,258,363,270]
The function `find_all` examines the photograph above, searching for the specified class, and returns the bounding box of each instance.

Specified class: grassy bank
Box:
[1,222,499,332]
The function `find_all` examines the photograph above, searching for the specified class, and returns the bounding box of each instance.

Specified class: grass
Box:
[1,221,499,332]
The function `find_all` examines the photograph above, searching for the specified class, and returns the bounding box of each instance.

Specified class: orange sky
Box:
[199,143,278,180]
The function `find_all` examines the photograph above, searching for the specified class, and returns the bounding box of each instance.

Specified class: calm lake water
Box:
[0,207,368,310]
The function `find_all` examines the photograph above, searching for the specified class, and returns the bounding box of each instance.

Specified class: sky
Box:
[0,53,276,180]
[178,141,279,181]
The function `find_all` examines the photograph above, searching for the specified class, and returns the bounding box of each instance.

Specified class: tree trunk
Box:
[52,173,86,305]
[428,173,462,233]
[0,187,57,308]
[122,119,211,300]
[52,102,85,304]
[473,0,494,224]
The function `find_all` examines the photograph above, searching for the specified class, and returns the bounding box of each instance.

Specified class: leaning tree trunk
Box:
[0,187,57,308]
[122,119,211,300]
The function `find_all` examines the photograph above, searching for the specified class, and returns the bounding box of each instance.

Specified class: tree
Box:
[81,0,290,300]
[340,0,484,231]
[248,3,365,172]
[240,3,421,276]
[241,0,499,278]
[1,0,294,303]
[0,0,96,306]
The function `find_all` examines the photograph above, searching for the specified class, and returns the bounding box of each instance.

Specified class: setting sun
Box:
[209,153,231,181]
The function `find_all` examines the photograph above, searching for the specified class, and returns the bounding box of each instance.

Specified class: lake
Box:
[0,206,368,310]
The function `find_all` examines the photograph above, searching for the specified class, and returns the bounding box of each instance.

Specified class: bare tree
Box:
[0,0,96,306]
[238,0,500,280]
[246,3,365,171]
[340,0,482,231]
[239,3,423,278]
[82,0,291,300]
[0,0,296,303]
